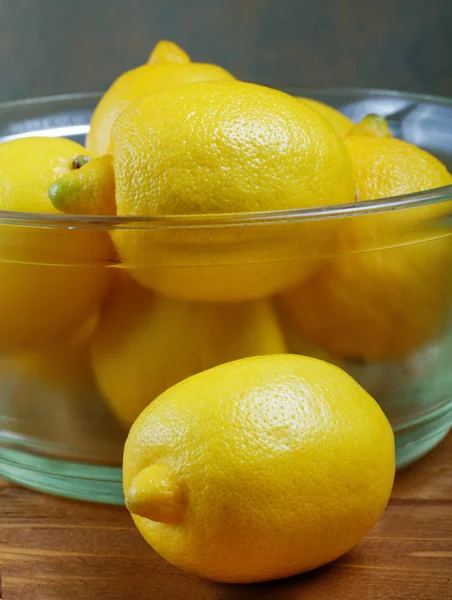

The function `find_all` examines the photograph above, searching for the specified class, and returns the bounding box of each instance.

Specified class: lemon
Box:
[297,97,354,137]
[108,81,354,301]
[91,273,286,426]
[123,354,395,583]
[52,81,355,302]
[112,82,354,217]
[279,125,452,362]
[0,137,112,353]
[86,41,234,156]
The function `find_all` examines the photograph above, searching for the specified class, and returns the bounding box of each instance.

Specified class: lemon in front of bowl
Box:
[123,354,395,583]
[0,136,113,353]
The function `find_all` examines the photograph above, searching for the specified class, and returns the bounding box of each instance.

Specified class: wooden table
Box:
[0,435,451,600]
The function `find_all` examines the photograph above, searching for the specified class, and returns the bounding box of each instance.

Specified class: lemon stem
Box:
[125,464,186,524]
[72,155,92,170]
[348,114,392,138]
[147,40,190,65]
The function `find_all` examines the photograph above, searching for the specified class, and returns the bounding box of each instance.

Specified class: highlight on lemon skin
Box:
[148,40,190,65]
[49,154,116,216]
[125,463,186,525]
[348,114,392,138]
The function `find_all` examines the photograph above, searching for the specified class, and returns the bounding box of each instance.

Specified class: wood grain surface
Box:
[0,434,451,600]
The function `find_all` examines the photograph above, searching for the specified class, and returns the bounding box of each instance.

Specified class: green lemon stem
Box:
[125,464,186,524]
[72,155,92,169]
[348,114,392,138]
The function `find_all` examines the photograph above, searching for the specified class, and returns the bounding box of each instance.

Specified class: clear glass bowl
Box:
[0,88,451,505]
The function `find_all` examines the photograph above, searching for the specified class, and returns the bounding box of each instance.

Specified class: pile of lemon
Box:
[2,40,452,583]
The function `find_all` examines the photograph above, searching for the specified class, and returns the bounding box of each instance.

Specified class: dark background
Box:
[0,0,451,102]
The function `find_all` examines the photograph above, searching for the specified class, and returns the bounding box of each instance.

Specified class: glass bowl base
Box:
[0,396,451,505]
[393,397,452,469]
[0,445,123,504]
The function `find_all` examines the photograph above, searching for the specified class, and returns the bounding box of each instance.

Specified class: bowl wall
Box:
[0,89,451,503]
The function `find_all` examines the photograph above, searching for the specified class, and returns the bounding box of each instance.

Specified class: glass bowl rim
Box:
[0,87,452,231]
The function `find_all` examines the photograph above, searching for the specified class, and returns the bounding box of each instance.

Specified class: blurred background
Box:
[0,0,451,102]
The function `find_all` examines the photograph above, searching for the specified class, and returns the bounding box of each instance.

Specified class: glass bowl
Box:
[0,88,451,505]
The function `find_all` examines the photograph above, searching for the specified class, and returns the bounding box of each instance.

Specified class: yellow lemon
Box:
[91,273,286,426]
[111,82,354,217]
[52,81,355,302]
[123,354,395,583]
[0,137,113,353]
[109,82,354,301]
[51,81,353,302]
[86,41,234,156]
[297,97,354,137]
[279,124,452,362]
